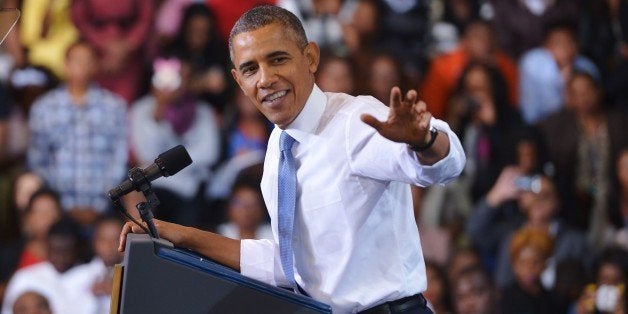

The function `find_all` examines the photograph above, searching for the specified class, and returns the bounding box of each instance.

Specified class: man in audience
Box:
[27,41,127,226]
[519,22,599,124]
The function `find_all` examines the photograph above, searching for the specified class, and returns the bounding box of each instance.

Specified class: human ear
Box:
[304,42,320,74]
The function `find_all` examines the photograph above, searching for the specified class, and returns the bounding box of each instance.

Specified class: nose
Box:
[257,64,277,89]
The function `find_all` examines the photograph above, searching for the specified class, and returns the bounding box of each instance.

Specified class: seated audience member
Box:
[217,176,272,240]
[519,21,599,124]
[450,62,524,201]
[316,50,356,95]
[70,0,154,103]
[71,215,124,314]
[363,52,405,105]
[130,57,220,226]
[16,188,64,269]
[420,20,519,120]
[574,248,627,314]
[27,41,128,226]
[162,3,232,113]
[423,260,452,314]
[447,247,482,285]
[222,90,270,160]
[206,91,268,204]
[452,266,497,314]
[1,172,44,241]
[0,188,63,304]
[539,72,628,246]
[12,291,51,314]
[1,217,88,314]
[499,227,562,314]
[493,176,586,289]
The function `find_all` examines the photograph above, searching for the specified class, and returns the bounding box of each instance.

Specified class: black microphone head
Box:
[155,145,193,177]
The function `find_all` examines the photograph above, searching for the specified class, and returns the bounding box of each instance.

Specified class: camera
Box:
[514,175,541,193]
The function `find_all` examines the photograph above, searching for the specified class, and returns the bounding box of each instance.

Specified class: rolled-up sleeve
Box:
[240,239,288,287]
[407,117,466,186]
[348,97,466,187]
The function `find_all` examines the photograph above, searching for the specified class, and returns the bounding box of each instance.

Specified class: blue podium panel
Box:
[119,234,331,314]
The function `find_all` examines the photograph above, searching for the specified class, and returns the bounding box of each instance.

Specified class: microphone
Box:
[108,145,192,200]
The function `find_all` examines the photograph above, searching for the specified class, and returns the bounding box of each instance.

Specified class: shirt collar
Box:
[283,84,326,144]
[60,84,99,108]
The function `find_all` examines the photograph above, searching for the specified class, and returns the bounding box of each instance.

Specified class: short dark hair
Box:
[228,5,308,62]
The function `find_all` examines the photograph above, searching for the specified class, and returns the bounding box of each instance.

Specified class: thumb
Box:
[361,114,383,131]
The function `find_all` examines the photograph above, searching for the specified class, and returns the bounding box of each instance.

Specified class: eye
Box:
[272,56,288,64]
[242,66,258,77]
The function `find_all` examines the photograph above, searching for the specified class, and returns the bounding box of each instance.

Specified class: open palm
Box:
[361,87,432,147]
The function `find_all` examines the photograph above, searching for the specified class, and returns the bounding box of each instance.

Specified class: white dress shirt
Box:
[240,85,465,313]
[1,262,97,314]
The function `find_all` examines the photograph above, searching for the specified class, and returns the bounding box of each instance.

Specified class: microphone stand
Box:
[128,167,161,239]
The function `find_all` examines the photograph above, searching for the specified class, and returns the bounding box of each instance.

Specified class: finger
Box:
[389,86,401,110]
[413,100,427,115]
[405,90,418,106]
[418,111,432,130]
[118,222,133,252]
[360,113,384,131]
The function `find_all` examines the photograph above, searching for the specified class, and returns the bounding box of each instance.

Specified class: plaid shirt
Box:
[28,85,128,212]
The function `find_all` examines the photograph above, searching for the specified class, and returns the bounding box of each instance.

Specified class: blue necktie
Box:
[278,131,299,292]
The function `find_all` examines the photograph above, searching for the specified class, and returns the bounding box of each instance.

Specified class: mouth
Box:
[261,90,289,107]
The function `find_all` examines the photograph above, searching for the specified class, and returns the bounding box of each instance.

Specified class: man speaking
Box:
[119,5,465,313]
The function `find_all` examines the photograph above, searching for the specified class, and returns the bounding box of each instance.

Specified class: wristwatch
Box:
[409,126,438,152]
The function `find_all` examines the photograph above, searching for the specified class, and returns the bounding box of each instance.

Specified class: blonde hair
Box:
[509,227,554,262]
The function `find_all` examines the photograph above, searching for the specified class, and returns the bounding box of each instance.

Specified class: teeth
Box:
[265,90,287,102]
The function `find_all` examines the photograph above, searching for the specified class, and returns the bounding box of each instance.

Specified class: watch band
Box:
[409,127,438,152]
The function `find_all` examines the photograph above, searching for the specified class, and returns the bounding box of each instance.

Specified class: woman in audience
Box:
[539,72,628,246]
[499,227,561,314]
[216,178,272,240]
[452,266,497,314]
[162,3,231,113]
[316,50,356,95]
[449,62,524,202]
[574,248,627,314]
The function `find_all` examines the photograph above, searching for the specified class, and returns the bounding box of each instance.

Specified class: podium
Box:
[111,234,332,314]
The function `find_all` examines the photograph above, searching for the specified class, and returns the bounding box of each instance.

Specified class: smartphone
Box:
[514,175,541,193]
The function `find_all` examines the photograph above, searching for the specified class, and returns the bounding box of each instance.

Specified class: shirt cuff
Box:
[409,118,466,185]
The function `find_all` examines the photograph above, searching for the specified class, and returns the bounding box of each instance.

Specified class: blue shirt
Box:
[28,85,128,212]
[519,48,599,124]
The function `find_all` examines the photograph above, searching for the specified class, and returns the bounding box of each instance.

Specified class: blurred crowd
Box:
[0,0,627,313]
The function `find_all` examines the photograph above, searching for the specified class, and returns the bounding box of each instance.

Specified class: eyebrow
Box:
[237,50,291,72]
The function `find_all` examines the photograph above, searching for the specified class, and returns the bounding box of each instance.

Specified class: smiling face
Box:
[231,23,320,129]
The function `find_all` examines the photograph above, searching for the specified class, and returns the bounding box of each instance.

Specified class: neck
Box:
[67,82,89,105]
[577,111,604,135]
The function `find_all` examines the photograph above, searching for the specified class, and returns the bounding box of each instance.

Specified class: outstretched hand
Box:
[361,87,433,148]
